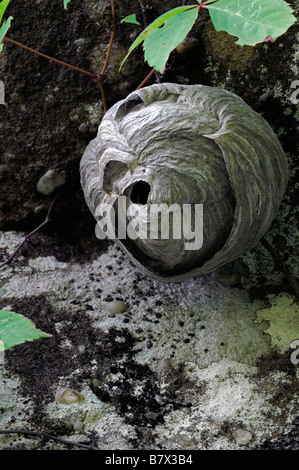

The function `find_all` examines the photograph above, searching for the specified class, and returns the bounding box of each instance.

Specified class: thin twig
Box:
[260,236,299,300]
[136,0,160,90]
[0,429,98,450]
[0,2,117,266]
[97,0,116,113]
[0,168,81,269]
[0,196,58,269]
[136,67,156,89]
[98,80,108,114]
[3,37,98,80]
[3,0,116,114]
[100,0,116,79]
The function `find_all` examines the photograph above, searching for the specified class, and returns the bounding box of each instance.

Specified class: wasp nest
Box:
[80,83,288,281]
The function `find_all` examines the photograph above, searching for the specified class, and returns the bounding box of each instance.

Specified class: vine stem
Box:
[2,0,116,113]
[3,37,98,80]
[136,67,155,89]
[100,0,115,79]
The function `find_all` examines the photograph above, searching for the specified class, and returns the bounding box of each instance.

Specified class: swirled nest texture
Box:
[80,83,288,281]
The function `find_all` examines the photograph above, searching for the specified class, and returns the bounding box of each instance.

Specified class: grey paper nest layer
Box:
[80,83,288,281]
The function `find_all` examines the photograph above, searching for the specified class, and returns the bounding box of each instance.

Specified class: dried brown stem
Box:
[136,67,156,89]
[3,37,98,80]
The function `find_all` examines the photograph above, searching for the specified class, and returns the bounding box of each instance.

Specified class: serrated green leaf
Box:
[121,14,140,25]
[64,0,71,9]
[0,310,51,351]
[120,5,198,71]
[0,0,11,23]
[207,0,296,46]
[143,7,199,72]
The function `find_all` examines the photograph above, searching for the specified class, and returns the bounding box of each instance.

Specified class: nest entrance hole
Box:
[130,181,151,205]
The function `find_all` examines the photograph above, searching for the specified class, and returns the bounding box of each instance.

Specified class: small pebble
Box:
[130,31,138,40]
[92,378,101,387]
[23,199,35,208]
[233,428,252,446]
[118,81,131,96]
[258,89,273,104]
[175,38,199,54]
[34,204,47,215]
[55,388,84,405]
[273,234,287,252]
[73,420,85,433]
[28,256,68,271]
[107,300,127,314]
[36,169,66,195]
[78,123,88,133]
[216,272,241,287]
[157,358,172,373]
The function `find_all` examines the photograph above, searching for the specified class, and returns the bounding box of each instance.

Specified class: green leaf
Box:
[121,14,140,25]
[0,0,11,23]
[207,0,296,46]
[0,16,12,51]
[0,0,12,52]
[143,7,199,72]
[0,310,52,351]
[120,5,198,71]
[64,0,71,9]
